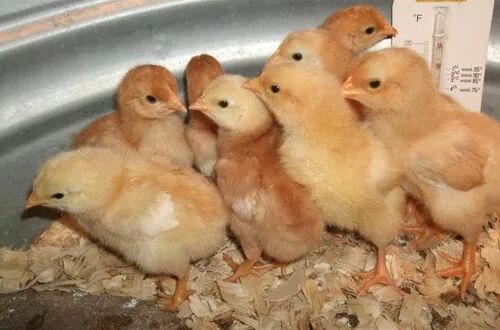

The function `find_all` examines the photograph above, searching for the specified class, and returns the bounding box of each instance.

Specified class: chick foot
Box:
[401,223,446,249]
[160,272,193,311]
[253,258,287,275]
[436,237,478,298]
[223,254,286,281]
[223,254,259,282]
[403,198,446,248]
[357,248,403,296]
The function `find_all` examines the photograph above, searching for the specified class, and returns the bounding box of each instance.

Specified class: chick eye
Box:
[365,27,375,35]
[218,100,229,108]
[270,85,280,94]
[292,53,303,61]
[51,193,64,199]
[146,95,157,104]
[369,80,381,89]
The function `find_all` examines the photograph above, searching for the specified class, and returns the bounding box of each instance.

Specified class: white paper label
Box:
[392,0,494,111]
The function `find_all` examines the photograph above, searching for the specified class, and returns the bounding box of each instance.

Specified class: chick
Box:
[75,65,193,167]
[189,75,323,281]
[26,147,228,310]
[246,63,405,294]
[342,47,500,298]
[320,5,397,53]
[185,55,224,177]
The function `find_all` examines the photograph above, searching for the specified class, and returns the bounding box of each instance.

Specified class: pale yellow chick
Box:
[342,47,500,298]
[185,55,224,177]
[190,75,323,281]
[246,63,405,294]
[75,65,193,167]
[26,147,228,310]
[320,5,397,53]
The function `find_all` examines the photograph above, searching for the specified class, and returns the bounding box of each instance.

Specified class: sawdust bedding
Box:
[0,213,498,330]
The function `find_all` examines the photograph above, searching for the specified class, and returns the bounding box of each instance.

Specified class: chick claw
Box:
[357,249,403,296]
[222,254,287,282]
[162,290,193,312]
[401,224,447,249]
[158,273,193,312]
[436,239,477,299]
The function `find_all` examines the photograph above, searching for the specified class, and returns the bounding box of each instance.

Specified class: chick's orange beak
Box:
[383,25,398,38]
[243,79,261,95]
[189,100,209,113]
[26,192,43,209]
[169,97,187,114]
[341,76,363,99]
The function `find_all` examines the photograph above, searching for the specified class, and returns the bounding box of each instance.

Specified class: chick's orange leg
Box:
[252,259,287,275]
[402,200,446,248]
[223,254,260,282]
[357,248,402,296]
[436,235,478,298]
[162,271,192,311]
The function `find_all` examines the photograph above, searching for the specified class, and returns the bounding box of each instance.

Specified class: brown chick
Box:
[74,65,193,167]
[26,147,228,310]
[320,5,397,53]
[185,55,224,177]
[189,75,323,282]
[246,63,405,295]
[342,47,500,298]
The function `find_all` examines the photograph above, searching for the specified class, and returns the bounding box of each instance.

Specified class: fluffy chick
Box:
[185,55,225,177]
[320,5,397,53]
[342,47,500,298]
[74,65,193,167]
[26,147,228,310]
[246,63,405,294]
[190,75,323,281]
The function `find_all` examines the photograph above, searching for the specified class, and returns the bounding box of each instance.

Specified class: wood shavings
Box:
[1,220,499,329]
[264,268,305,301]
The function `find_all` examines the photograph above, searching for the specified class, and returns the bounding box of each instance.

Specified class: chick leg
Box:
[436,235,478,298]
[357,248,402,296]
[162,270,192,311]
[223,254,260,282]
[252,259,287,276]
[402,200,446,248]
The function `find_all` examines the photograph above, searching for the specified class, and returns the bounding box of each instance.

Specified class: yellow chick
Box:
[26,147,228,310]
[189,75,323,281]
[75,65,193,167]
[320,5,397,53]
[246,63,405,294]
[185,55,224,177]
[342,47,500,298]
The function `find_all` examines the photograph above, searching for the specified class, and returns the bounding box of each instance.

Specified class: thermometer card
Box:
[392,0,494,111]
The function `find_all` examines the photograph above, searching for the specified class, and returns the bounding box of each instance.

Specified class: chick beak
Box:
[26,192,43,209]
[383,25,398,38]
[341,76,363,99]
[243,79,261,95]
[266,54,279,66]
[189,101,209,113]
[170,98,187,114]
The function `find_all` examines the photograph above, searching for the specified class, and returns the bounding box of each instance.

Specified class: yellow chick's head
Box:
[267,29,352,79]
[117,65,186,119]
[269,29,330,67]
[26,148,124,215]
[320,5,397,53]
[189,75,272,132]
[245,62,335,126]
[342,47,434,115]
